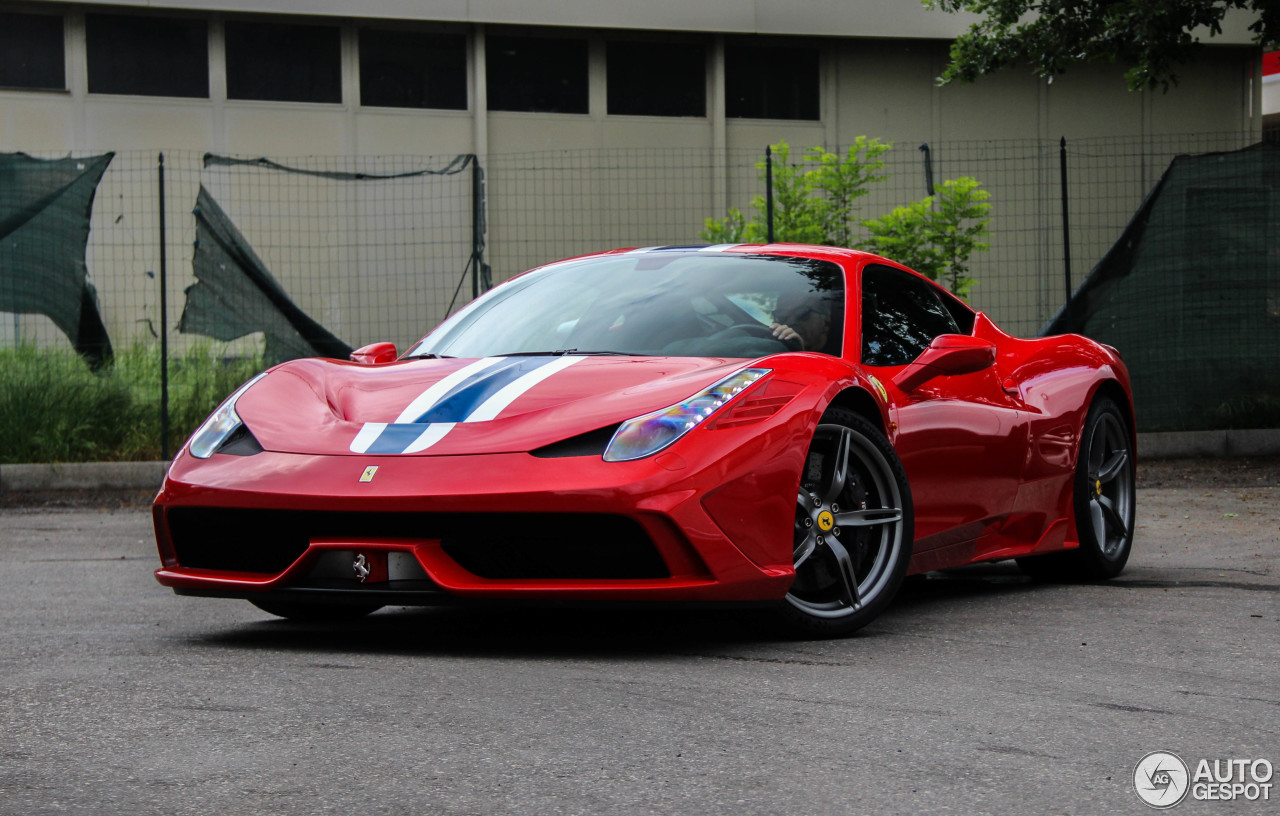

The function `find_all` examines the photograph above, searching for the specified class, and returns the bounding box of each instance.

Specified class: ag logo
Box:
[359,465,378,483]
[866,374,889,404]
[1134,751,1190,809]
[353,554,371,582]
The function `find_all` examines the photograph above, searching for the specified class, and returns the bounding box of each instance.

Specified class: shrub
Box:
[0,344,263,463]
[701,140,991,300]
[862,177,991,299]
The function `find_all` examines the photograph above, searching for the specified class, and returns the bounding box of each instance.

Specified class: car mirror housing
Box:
[350,342,398,365]
[892,334,996,392]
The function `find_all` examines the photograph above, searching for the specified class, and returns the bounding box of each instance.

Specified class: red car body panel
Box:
[153,244,1134,606]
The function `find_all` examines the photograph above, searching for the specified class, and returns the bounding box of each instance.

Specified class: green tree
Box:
[862,177,991,299]
[701,140,889,244]
[701,141,992,301]
[804,136,892,247]
[927,0,1279,91]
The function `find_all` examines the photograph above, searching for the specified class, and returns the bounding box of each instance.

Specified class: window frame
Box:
[485,31,591,115]
[605,36,708,119]
[723,37,822,122]
[0,10,68,93]
[84,10,210,99]
[356,25,469,112]
[223,16,344,105]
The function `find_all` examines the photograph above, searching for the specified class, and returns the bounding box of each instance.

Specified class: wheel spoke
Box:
[824,536,861,608]
[797,490,817,515]
[834,507,902,528]
[1089,498,1107,546]
[1097,449,1128,484]
[823,428,853,504]
[793,530,819,569]
[1097,495,1129,540]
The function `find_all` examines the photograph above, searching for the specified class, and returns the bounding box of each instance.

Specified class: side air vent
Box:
[528,424,621,459]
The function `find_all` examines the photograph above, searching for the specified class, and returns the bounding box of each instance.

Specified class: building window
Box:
[725,42,819,120]
[0,12,65,91]
[359,29,466,110]
[487,36,588,114]
[86,14,208,98]
[607,41,705,117]
[225,20,341,104]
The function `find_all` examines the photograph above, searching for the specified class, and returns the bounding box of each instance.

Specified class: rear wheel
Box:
[1018,395,1134,580]
[250,599,383,622]
[778,408,914,637]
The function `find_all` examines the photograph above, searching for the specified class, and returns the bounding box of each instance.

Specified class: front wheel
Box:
[1018,394,1135,580]
[777,408,914,637]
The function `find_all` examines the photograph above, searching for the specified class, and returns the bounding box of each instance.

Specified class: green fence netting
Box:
[1045,142,1280,432]
[0,152,114,367]
[181,185,352,366]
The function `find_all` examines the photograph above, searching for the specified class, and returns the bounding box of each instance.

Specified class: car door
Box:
[858,263,1028,549]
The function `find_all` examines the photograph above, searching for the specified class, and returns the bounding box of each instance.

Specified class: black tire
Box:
[249,599,383,622]
[777,407,914,637]
[1017,395,1135,581]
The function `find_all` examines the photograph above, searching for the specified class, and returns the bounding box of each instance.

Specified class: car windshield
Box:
[409,251,845,359]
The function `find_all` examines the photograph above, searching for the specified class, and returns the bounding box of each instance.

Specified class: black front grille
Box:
[440,515,666,579]
[166,508,668,580]
[168,508,310,574]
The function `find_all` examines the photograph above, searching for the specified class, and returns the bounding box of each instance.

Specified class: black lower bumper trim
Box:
[174,584,455,607]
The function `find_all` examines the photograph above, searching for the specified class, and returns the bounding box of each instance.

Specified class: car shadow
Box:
[192,562,1062,658]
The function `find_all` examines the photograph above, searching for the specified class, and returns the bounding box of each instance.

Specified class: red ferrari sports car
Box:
[153,245,1136,636]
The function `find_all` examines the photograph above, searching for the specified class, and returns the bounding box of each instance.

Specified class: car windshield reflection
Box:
[409,251,845,359]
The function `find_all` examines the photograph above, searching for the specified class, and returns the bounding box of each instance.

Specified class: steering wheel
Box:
[729,322,803,351]
[729,323,776,339]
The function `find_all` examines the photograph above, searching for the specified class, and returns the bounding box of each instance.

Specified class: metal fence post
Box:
[471,156,485,299]
[765,145,775,243]
[158,152,170,461]
[1059,137,1073,325]
[918,143,935,196]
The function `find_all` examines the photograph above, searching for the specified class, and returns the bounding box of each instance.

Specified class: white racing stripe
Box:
[403,422,457,454]
[394,356,503,423]
[349,355,585,454]
[350,422,386,454]
[466,355,583,422]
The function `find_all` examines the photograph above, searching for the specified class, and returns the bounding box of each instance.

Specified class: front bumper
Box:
[154,440,803,605]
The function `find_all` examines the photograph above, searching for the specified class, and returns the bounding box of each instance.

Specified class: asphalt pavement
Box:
[0,481,1276,815]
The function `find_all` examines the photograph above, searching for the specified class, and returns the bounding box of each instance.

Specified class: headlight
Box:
[188,373,267,459]
[603,368,770,462]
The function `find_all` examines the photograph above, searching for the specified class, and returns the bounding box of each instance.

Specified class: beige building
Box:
[0,0,1266,350]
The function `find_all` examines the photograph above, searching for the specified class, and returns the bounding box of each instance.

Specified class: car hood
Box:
[232,355,754,456]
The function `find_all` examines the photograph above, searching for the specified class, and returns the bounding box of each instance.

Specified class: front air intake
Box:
[165,508,668,580]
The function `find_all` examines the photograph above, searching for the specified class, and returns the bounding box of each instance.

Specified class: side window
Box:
[861,264,960,366]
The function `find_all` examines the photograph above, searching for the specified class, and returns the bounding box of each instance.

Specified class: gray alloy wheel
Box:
[1018,395,1135,580]
[779,408,914,637]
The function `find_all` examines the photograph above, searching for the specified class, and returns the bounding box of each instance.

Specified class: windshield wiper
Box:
[404,352,454,359]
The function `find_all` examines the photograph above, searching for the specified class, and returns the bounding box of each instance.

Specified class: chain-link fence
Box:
[3,131,1276,441]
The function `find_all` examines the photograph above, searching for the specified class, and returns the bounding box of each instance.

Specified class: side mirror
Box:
[892,334,996,392]
[349,342,398,366]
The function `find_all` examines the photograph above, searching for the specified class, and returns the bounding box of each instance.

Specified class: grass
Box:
[0,344,263,464]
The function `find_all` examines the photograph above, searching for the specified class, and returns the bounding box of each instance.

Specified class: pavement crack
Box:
[1094,702,1177,716]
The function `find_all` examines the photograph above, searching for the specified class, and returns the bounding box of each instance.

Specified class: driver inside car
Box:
[662,291,832,357]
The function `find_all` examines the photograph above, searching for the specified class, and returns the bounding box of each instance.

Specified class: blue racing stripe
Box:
[363,424,432,455]
[412,356,560,424]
